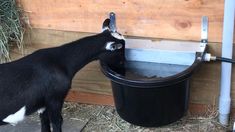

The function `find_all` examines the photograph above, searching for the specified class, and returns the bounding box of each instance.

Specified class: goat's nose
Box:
[109,12,117,32]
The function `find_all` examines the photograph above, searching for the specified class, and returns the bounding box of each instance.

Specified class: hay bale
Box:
[0,0,25,62]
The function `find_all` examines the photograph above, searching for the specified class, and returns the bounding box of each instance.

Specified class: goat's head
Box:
[101,18,125,52]
[97,18,125,64]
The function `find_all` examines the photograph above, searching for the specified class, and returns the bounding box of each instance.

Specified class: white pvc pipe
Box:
[219,0,235,126]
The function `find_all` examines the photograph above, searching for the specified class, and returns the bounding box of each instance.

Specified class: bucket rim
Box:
[100,59,202,88]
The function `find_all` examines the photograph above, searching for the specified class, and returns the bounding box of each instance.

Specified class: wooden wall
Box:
[15,0,235,114]
[19,0,224,42]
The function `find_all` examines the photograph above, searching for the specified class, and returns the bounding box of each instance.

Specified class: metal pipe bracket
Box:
[109,12,117,32]
[200,16,208,48]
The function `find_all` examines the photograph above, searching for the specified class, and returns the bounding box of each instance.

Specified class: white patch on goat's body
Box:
[37,107,46,114]
[3,106,26,126]
[111,32,125,40]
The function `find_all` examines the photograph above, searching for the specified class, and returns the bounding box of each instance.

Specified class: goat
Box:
[0,19,125,132]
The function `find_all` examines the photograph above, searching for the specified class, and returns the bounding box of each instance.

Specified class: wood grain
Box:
[65,90,114,106]
[19,0,224,42]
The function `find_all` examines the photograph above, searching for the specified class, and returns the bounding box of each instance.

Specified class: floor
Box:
[0,117,86,132]
[0,102,231,132]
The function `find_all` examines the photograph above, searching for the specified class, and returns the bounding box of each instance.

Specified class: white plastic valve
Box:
[204,53,216,62]
[204,53,211,61]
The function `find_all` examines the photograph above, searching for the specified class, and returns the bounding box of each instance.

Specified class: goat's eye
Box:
[112,45,116,50]
[105,42,118,51]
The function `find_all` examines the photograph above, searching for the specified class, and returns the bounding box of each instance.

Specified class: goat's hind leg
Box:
[40,110,51,132]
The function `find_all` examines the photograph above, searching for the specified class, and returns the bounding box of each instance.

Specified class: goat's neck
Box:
[58,35,105,78]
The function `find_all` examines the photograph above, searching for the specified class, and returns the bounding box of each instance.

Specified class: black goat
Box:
[0,19,125,132]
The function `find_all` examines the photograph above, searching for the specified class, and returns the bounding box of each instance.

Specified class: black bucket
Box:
[100,39,205,127]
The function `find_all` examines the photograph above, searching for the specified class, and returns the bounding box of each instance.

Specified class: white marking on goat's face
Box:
[3,106,26,126]
[105,42,123,51]
[101,27,110,32]
[111,32,125,40]
[105,42,115,51]
[37,107,46,114]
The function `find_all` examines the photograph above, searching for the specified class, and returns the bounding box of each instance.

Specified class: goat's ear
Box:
[102,19,110,32]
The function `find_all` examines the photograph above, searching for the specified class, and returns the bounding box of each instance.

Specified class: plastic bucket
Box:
[100,39,204,127]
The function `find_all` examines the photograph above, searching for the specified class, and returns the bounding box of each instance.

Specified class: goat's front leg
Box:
[40,110,51,132]
[47,100,63,132]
